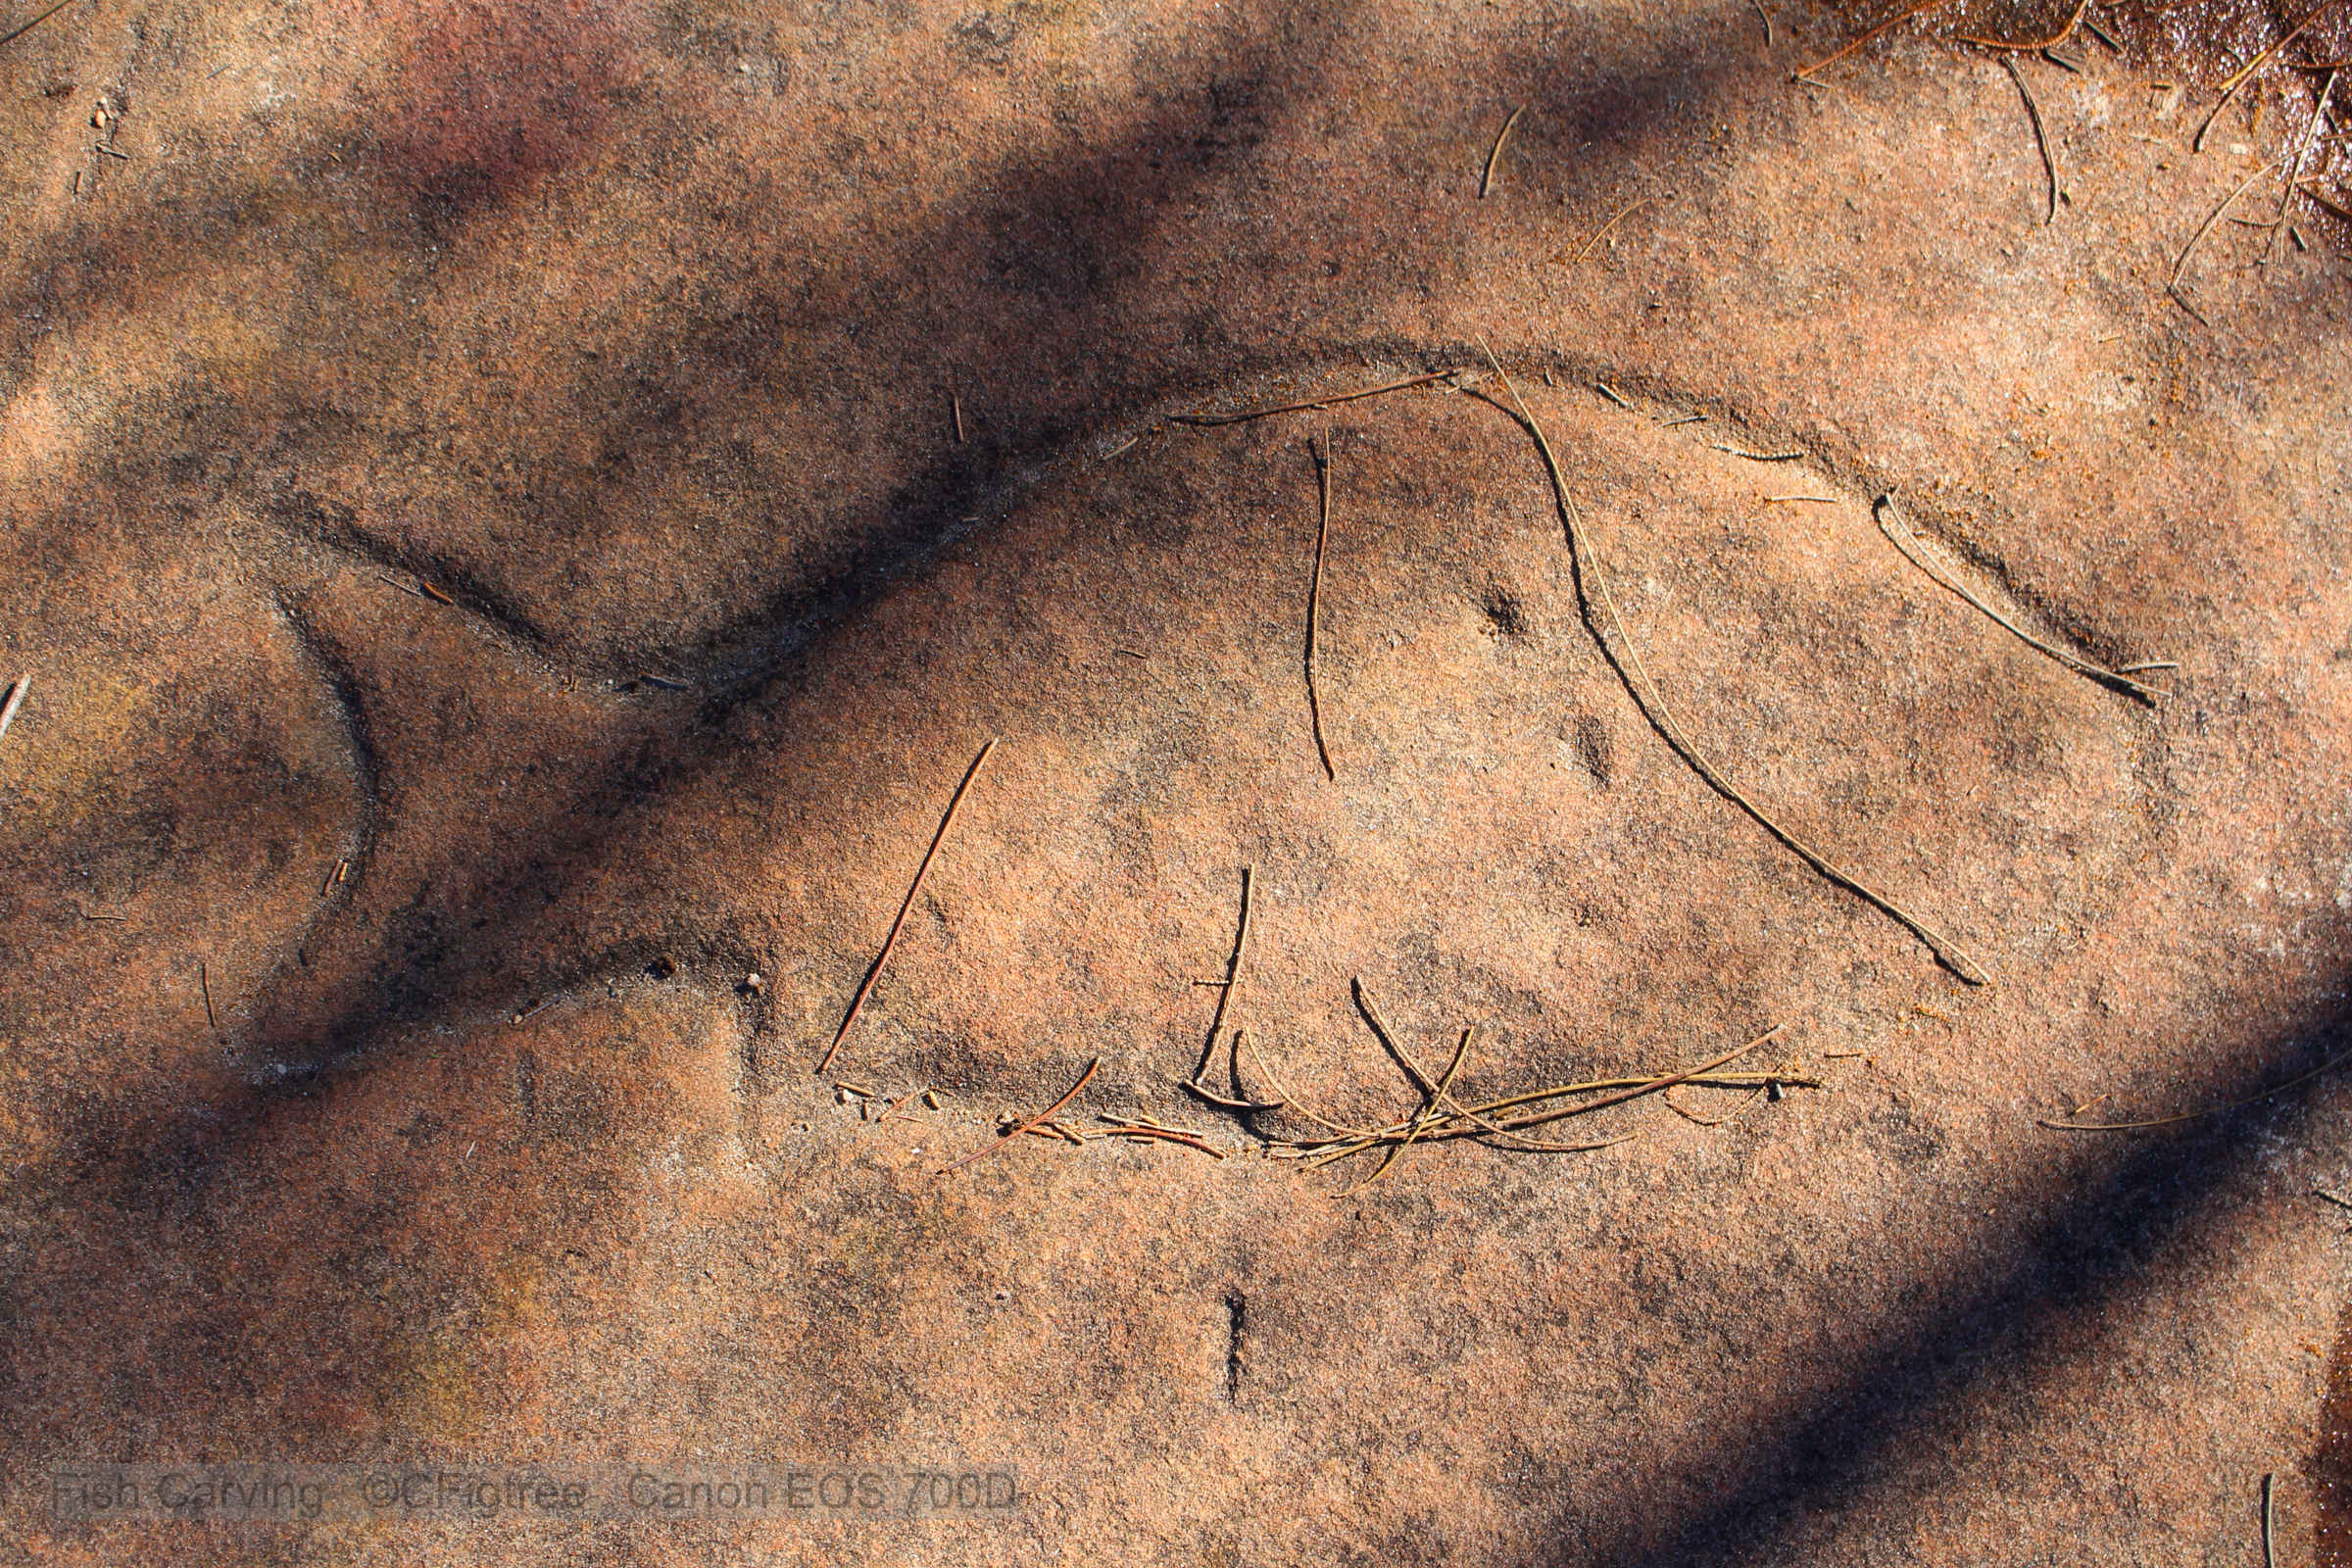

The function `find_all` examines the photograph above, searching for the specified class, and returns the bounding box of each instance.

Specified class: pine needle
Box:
[2275,71,2339,258]
[2037,1041,2352,1131]
[817,738,1000,1073]
[2196,0,2350,152]
[939,1057,1100,1175]
[2001,56,2060,224]
[1305,436,1339,781]
[1958,0,2089,51]
[1284,1023,1790,1166]
[1875,495,2162,702]
[1560,197,1655,265]
[1794,0,1955,80]
[0,0,79,54]
[1470,345,1990,984]
[1334,1025,1475,1194]
[0,673,28,747]
[1480,104,1528,199]
[1241,1028,1386,1142]
[1170,370,1461,427]
[2171,159,2283,318]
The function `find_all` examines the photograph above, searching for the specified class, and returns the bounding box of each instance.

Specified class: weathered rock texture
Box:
[4,0,2352,1562]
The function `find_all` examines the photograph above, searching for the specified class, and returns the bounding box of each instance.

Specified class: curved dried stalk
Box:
[1470,347,1990,984]
[1170,370,1461,427]
[2275,71,2339,257]
[1240,1028,1387,1142]
[1875,496,2162,702]
[1794,0,1954,79]
[1958,0,2089,51]
[2038,1042,2352,1132]
[2168,159,2284,323]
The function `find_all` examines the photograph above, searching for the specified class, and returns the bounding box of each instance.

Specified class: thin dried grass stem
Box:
[1875,496,2161,702]
[817,738,1000,1073]
[1470,346,1989,984]
[1171,370,1459,427]
[1795,0,1954,79]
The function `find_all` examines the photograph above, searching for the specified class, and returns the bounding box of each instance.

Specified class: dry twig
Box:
[1875,495,2162,702]
[1185,868,1285,1112]
[1471,347,1990,983]
[939,1057,1100,1175]
[817,738,1000,1073]
[1481,104,1528,198]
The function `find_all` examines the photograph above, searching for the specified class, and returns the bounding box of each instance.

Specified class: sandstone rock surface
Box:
[5,0,2352,1563]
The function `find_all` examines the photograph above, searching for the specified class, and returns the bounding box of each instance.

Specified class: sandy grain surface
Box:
[4,0,2352,1562]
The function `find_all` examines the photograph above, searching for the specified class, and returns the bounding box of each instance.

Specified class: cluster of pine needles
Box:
[1798,0,2352,274]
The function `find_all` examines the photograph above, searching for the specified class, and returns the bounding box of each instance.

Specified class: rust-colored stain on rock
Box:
[376,0,633,230]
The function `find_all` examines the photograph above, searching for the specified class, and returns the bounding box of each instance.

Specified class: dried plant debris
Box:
[938,1056,1101,1176]
[1875,494,2165,702]
[818,738,1001,1073]
[1472,348,1991,984]
[1263,1020,1800,1178]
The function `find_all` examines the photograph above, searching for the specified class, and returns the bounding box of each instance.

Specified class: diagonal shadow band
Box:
[1567,1011,2352,1567]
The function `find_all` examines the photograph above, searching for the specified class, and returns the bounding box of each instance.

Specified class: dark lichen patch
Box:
[1570,712,1613,788]
[1479,581,1529,639]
